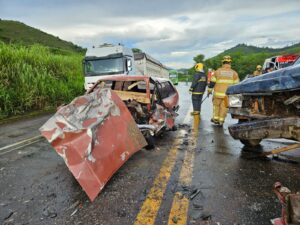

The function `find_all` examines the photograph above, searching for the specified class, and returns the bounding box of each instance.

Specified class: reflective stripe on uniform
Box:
[219,118,225,122]
[211,76,217,82]
[198,78,206,82]
[192,92,204,95]
[233,79,239,84]
[215,79,236,84]
[213,92,226,97]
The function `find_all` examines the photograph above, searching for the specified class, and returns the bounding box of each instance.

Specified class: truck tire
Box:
[240,139,262,147]
[145,133,155,150]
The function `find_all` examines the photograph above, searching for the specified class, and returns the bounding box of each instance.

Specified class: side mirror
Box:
[127,59,132,72]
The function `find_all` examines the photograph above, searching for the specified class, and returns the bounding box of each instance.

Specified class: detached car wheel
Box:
[240,139,262,147]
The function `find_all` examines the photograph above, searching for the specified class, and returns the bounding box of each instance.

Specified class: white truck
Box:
[83,43,169,90]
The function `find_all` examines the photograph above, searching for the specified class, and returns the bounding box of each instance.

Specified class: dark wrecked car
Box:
[226,64,300,147]
[39,75,179,201]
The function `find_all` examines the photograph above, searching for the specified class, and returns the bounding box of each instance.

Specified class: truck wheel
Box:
[145,133,155,150]
[240,139,262,147]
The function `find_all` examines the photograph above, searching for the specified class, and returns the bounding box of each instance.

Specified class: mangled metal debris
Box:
[40,76,179,201]
[40,88,147,201]
[272,182,300,225]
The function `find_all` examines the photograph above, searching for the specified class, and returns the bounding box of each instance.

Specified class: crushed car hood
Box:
[227,64,300,95]
[40,88,147,201]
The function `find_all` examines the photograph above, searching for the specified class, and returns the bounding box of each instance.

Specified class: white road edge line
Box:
[0,139,42,156]
[0,135,43,152]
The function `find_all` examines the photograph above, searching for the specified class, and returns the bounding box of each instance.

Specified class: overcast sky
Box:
[1,0,300,68]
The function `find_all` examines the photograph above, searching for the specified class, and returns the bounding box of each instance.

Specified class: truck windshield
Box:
[84,57,124,76]
[294,57,300,66]
[279,61,295,68]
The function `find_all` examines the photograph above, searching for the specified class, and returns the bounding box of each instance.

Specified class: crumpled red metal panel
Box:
[40,88,147,201]
[150,104,175,130]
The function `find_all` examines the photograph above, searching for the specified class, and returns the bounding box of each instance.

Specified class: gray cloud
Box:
[1,0,300,68]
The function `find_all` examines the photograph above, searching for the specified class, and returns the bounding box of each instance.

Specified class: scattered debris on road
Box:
[272,182,300,225]
[190,188,202,200]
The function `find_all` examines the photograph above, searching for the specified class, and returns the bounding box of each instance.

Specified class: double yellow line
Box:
[134,107,199,225]
[167,141,196,225]
[134,137,181,225]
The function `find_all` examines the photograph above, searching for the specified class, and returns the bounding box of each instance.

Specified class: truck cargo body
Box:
[134,53,169,79]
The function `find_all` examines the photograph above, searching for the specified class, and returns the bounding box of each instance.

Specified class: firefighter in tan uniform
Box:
[207,56,239,126]
[253,65,262,76]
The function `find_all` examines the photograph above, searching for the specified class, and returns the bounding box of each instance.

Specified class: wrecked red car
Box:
[88,76,179,146]
[40,76,179,201]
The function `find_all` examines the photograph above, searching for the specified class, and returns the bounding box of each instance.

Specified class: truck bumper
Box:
[228,117,300,141]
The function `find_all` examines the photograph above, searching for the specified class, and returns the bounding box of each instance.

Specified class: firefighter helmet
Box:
[222,55,232,63]
[194,63,204,71]
[256,65,262,70]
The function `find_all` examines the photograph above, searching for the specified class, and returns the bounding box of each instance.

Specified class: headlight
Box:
[228,94,243,108]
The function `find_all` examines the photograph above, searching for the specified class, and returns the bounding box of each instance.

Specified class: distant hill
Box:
[223,43,300,55]
[204,42,300,79]
[177,68,189,74]
[0,19,85,54]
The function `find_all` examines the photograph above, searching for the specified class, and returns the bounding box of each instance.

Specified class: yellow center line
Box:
[134,106,191,225]
[167,115,199,225]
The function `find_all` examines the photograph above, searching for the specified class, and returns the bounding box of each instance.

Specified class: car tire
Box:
[145,133,155,150]
[240,139,262,147]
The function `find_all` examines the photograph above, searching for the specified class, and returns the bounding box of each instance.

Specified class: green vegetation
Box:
[0,42,84,119]
[177,73,188,82]
[190,43,300,80]
[132,48,143,53]
[0,20,85,54]
[204,51,270,80]
[169,70,179,84]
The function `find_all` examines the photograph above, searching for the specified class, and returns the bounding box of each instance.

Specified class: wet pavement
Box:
[0,82,300,225]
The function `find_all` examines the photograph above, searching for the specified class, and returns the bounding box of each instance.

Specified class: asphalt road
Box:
[0,82,300,225]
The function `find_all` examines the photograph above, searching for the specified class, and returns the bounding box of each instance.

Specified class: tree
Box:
[132,48,142,53]
[193,54,205,63]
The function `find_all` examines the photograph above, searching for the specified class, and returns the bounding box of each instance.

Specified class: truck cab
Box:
[83,44,137,90]
[262,54,299,73]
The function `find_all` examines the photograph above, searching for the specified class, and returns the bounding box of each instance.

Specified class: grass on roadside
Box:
[0,42,84,119]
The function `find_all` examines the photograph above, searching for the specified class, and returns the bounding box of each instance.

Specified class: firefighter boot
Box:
[217,122,224,127]
[193,111,200,128]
